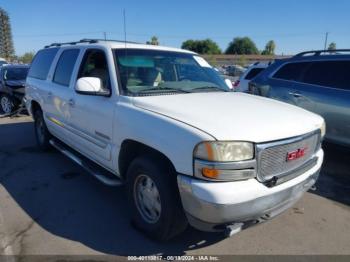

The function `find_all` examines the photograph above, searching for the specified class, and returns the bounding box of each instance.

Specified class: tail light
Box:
[233,80,240,87]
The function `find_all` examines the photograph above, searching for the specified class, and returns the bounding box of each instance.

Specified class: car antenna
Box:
[123,8,128,86]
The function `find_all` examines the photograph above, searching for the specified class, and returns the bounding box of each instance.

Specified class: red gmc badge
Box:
[286,148,307,161]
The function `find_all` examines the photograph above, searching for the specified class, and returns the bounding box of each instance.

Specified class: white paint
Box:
[193,56,212,68]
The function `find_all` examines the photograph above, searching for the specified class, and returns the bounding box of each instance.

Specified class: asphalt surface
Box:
[0,116,350,256]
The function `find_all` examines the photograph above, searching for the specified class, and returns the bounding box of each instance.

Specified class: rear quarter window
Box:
[245,68,265,80]
[273,62,311,81]
[302,60,350,90]
[28,48,59,80]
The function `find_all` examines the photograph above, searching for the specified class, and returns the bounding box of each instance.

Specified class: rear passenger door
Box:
[269,61,316,113]
[44,48,80,138]
[300,60,350,145]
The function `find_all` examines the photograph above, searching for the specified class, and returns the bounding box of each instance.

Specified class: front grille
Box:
[257,132,320,182]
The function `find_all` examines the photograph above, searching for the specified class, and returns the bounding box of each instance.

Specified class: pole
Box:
[103,32,107,40]
[324,32,329,50]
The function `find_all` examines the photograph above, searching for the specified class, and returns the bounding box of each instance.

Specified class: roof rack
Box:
[294,49,350,57]
[44,38,141,48]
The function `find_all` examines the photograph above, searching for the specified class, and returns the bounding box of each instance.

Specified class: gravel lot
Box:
[0,116,350,256]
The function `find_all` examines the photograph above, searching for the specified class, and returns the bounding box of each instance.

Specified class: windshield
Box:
[3,67,29,81]
[114,49,228,96]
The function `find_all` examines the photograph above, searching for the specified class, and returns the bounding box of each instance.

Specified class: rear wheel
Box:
[127,155,188,241]
[0,94,14,114]
[34,109,52,151]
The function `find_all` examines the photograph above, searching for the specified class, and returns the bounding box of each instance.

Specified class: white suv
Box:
[234,62,268,92]
[25,39,325,241]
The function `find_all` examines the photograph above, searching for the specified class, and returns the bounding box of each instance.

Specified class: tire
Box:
[0,94,14,114]
[33,109,52,151]
[127,155,188,241]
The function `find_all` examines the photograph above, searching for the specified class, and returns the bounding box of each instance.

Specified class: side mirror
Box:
[224,78,234,90]
[75,77,110,96]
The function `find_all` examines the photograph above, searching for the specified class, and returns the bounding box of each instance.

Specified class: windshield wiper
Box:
[190,86,228,92]
[138,87,191,93]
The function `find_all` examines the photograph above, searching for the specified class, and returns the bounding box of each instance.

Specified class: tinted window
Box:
[302,61,350,90]
[273,62,311,81]
[53,49,80,86]
[3,67,29,80]
[28,48,59,80]
[78,49,110,91]
[245,68,265,80]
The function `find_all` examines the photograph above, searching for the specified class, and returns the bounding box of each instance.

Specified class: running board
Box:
[49,139,123,186]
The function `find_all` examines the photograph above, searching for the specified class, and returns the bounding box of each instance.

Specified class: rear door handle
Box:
[289,92,303,98]
[47,92,53,98]
[68,98,75,107]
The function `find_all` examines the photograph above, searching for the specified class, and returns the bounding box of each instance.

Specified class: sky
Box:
[1,0,349,56]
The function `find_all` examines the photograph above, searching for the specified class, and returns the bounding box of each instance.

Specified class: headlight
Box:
[320,121,326,138]
[194,141,254,162]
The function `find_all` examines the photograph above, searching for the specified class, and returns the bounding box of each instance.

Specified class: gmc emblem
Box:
[286,148,307,161]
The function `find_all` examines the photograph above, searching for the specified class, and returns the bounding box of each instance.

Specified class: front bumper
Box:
[177,149,323,232]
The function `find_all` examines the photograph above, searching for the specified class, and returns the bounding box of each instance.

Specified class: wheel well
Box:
[31,101,41,115]
[118,140,176,179]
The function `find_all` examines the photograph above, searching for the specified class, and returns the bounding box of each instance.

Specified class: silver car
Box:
[249,50,350,147]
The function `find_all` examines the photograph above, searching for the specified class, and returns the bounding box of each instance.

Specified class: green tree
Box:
[181,39,221,54]
[0,8,15,60]
[328,42,336,51]
[146,36,159,45]
[19,51,35,63]
[225,37,259,55]
[261,40,276,55]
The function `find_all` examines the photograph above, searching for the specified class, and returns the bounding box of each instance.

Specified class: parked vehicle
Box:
[25,39,325,241]
[0,64,29,114]
[250,49,350,147]
[0,58,8,67]
[234,62,268,92]
[226,64,245,77]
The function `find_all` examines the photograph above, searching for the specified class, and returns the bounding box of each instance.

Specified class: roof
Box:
[290,49,350,61]
[44,39,196,55]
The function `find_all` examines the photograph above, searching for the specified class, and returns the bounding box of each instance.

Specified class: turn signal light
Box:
[202,168,220,179]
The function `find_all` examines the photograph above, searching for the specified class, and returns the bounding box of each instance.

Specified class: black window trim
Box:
[52,48,81,87]
[76,47,112,97]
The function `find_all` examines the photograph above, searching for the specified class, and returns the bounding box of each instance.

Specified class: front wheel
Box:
[34,109,52,151]
[127,156,188,241]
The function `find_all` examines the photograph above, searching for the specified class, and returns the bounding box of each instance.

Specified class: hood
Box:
[5,79,26,88]
[132,92,324,143]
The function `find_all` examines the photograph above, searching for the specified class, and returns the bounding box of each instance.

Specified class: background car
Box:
[249,49,350,147]
[0,64,30,114]
[0,58,8,67]
[234,62,269,92]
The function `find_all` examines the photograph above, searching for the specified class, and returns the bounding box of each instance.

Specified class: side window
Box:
[78,49,110,91]
[53,49,80,86]
[28,48,59,80]
[245,68,265,80]
[273,62,311,81]
[302,61,350,90]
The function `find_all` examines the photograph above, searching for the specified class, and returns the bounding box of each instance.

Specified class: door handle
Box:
[68,98,75,107]
[47,92,53,98]
[288,92,303,98]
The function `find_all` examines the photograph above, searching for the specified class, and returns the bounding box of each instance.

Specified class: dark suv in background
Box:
[0,64,30,114]
[249,50,350,147]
